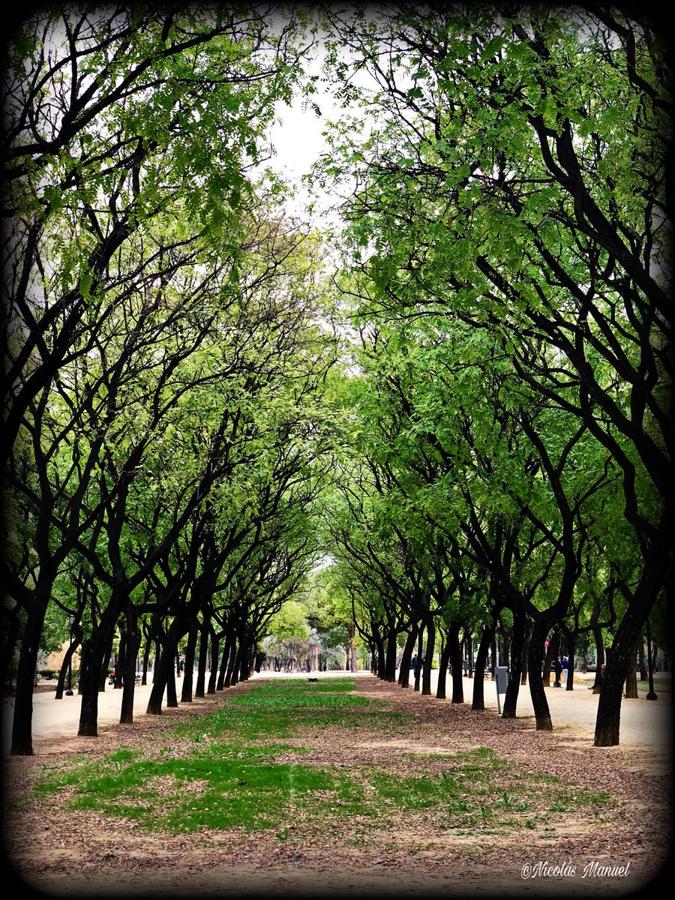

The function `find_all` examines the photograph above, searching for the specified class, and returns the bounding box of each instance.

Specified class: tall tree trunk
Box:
[11,581,52,755]
[384,627,397,682]
[501,631,511,674]
[398,626,418,688]
[542,630,557,688]
[414,627,424,692]
[435,631,452,699]
[624,642,638,699]
[217,635,233,690]
[147,625,181,715]
[472,624,493,711]
[79,598,123,736]
[638,633,648,682]
[520,623,531,685]
[466,632,473,677]
[422,619,435,696]
[592,624,605,691]
[374,633,385,679]
[98,628,115,693]
[166,662,178,708]
[565,631,576,692]
[226,643,240,687]
[238,637,250,682]
[152,638,162,683]
[449,623,464,703]
[113,631,126,689]
[120,610,140,725]
[0,611,21,696]
[181,622,198,703]
[349,622,357,672]
[207,628,219,694]
[55,631,81,700]
[195,619,209,698]
[503,609,525,718]
[141,628,152,686]
[595,548,671,746]
[76,638,98,736]
[528,621,553,731]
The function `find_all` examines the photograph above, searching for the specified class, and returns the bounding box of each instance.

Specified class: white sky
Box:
[266,50,342,222]
[264,41,372,226]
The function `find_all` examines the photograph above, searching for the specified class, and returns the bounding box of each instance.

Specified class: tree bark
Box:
[226,642,240,687]
[375,633,386,679]
[141,628,152,686]
[349,622,357,672]
[55,630,81,700]
[11,584,51,755]
[195,619,209,698]
[0,611,20,696]
[113,631,126,689]
[238,637,251,681]
[638,634,648,682]
[413,627,423,691]
[166,661,178,708]
[384,627,398,682]
[520,623,531,685]
[152,638,162,683]
[421,619,435,696]
[119,610,140,725]
[218,635,233,689]
[435,631,452,699]
[398,626,418,688]
[450,624,464,703]
[98,628,115,693]
[207,628,219,694]
[592,624,605,691]
[79,599,123,736]
[624,642,638,699]
[503,609,526,718]
[146,622,182,715]
[542,630,556,688]
[472,624,493,711]
[181,623,198,702]
[565,631,576,692]
[528,621,553,731]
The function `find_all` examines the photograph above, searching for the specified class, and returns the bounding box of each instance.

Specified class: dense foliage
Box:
[1,5,670,754]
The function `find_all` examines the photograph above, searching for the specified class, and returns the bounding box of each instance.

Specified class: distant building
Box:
[37,641,79,678]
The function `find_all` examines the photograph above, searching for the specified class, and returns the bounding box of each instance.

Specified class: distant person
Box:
[562,655,569,686]
[553,656,563,687]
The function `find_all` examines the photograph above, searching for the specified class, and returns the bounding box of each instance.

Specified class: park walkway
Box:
[1,669,670,755]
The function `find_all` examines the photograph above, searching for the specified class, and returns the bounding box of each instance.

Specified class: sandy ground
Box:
[1,669,671,754]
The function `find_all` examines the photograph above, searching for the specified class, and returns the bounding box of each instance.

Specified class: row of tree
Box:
[314,5,671,746]
[1,8,340,755]
[1,6,670,757]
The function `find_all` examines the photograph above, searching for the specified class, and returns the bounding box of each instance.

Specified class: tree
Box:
[319,5,671,745]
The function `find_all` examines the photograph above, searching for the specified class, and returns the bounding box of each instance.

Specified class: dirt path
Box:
[2,674,671,898]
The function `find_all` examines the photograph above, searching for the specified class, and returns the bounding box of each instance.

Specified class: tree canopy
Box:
[1,4,670,755]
